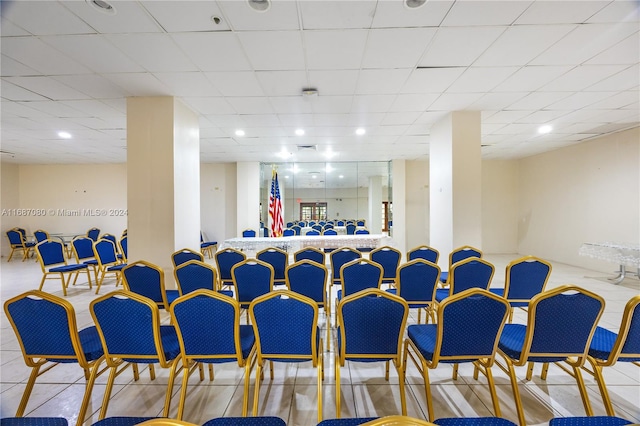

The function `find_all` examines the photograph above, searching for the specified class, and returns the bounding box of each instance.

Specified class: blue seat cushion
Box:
[166,290,180,306]
[434,288,450,303]
[0,418,69,426]
[123,325,180,363]
[203,417,286,426]
[201,242,217,247]
[434,418,518,425]
[49,326,103,363]
[588,327,640,362]
[549,416,632,426]
[106,264,126,272]
[316,418,378,425]
[407,324,437,362]
[90,417,156,426]
[499,324,568,363]
[195,325,255,364]
[83,259,99,266]
[49,264,88,273]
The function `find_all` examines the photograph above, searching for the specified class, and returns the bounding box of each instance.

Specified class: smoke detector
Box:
[247,0,271,13]
[404,0,427,9]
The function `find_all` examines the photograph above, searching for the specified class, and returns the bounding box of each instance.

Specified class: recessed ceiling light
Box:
[86,0,116,15]
[339,175,344,179]
[235,130,245,136]
[247,0,271,12]
[404,0,427,9]
[284,175,290,179]
[58,131,72,139]
[311,175,317,179]
[323,150,336,158]
[295,129,305,136]
[356,128,366,136]
[538,125,553,134]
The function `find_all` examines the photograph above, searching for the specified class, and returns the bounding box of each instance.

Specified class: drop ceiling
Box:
[1,0,638,165]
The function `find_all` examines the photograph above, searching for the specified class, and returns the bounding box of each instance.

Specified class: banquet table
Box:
[579,242,640,284]
[220,234,394,255]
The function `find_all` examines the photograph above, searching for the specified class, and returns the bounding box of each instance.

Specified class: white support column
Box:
[392,159,407,254]
[368,176,382,233]
[237,162,261,237]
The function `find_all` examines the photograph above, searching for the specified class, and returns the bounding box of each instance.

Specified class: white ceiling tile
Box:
[0,18,30,36]
[63,1,162,34]
[587,91,639,109]
[3,102,52,118]
[414,111,450,125]
[201,127,226,139]
[542,65,629,91]
[356,69,412,95]
[226,97,275,115]
[171,33,252,72]
[493,66,574,92]
[587,0,640,23]
[307,70,359,96]
[300,1,376,30]
[59,100,122,118]
[182,98,236,115]
[468,92,529,110]
[546,91,618,110]
[442,1,532,26]
[101,98,126,114]
[586,33,640,65]
[218,1,300,31]
[255,71,309,97]
[310,96,353,114]
[269,97,313,114]
[106,34,198,72]
[17,100,85,117]
[313,114,350,127]
[1,80,48,101]
[153,72,220,97]
[304,30,368,70]
[1,37,92,75]
[419,27,506,67]
[382,112,421,126]
[515,110,572,124]
[362,28,436,69]
[52,74,131,98]
[2,1,95,35]
[401,68,466,93]
[389,94,439,112]
[447,67,519,93]
[43,35,145,73]
[428,93,485,110]
[203,72,264,97]
[372,1,454,28]
[278,114,315,127]
[531,23,639,65]
[507,92,573,110]
[475,25,576,66]
[585,64,640,91]
[140,1,229,32]
[406,123,431,135]
[351,95,396,113]
[348,113,387,126]
[516,1,609,25]
[101,73,170,97]
[483,110,535,124]
[4,76,89,100]
[237,114,281,127]
[237,31,305,71]
[202,115,247,128]
[492,123,538,135]
[1,55,40,77]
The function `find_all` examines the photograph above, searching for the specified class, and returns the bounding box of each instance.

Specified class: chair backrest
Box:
[432,289,510,363]
[340,259,383,297]
[250,290,319,362]
[285,260,328,305]
[101,233,117,248]
[286,222,294,228]
[504,255,552,302]
[242,229,256,238]
[119,235,128,261]
[396,259,440,304]
[523,285,605,362]
[93,239,119,266]
[359,416,436,426]
[407,245,440,264]
[312,224,323,232]
[72,236,95,261]
[256,247,287,281]
[90,290,174,367]
[330,247,362,282]
[357,220,365,227]
[291,225,302,235]
[282,229,295,237]
[338,289,408,359]
[231,259,274,306]
[215,248,247,283]
[122,260,170,309]
[306,230,320,236]
[86,228,100,242]
[174,260,217,295]
[170,290,246,365]
[610,295,640,363]
[294,247,325,265]
[34,229,49,243]
[346,224,356,235]
[370,246,402,281]
[337,220,345,226]
[355,229,370,235]
[6,229,24,246]
[4,290,96,367]
[172,248,204,268]
[448,258,495,296]
[36,240,66,268]
[324,223,334,230]
[449,245,482,267]
[322,229,338,236]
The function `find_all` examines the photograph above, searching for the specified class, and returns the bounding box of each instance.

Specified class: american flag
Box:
[268,169,284,237]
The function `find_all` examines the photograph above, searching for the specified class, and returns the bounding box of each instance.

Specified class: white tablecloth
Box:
[579,242,640,267]
[220,234,394,254]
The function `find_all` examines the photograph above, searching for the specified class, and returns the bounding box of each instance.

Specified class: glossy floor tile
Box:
[1,253,639,425]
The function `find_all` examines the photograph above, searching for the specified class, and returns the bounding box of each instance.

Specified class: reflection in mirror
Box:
[260,162,391,235]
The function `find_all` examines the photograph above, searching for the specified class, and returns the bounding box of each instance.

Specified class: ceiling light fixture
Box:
[404,0,427,9]
[295,129,305,136]
[302,88,318,98]
[538,125,553,134]
[235,130,245,136]
[339,175,344,179]
[247,0,271,13]
[356,128,366,135]
[86,0,116,15]
[58,131,72,139]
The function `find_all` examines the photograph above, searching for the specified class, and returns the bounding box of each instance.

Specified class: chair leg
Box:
[586,358,615,416]
[99,366,119,420]
[485,365,501,417]
[252,360,263,416]
[396,360,407,416]
[572,363,594,416]
[335,354,342,418]
[7,247,15,262]
[163,358,180,418]
[59,273,68,296]
[501,355,526,426]
[15,364,42,416]
[77,357,105,426]
[541,362,550,380]
[317,338,323,422]
[525,361,534,380]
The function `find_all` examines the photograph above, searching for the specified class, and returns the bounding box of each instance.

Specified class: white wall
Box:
[405,160,430,251]
[482,161,519,254]
[200,163,237,242]
[517,127,639,272]
[0,162,20,257]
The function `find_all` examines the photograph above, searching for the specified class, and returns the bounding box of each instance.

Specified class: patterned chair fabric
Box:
[337,259,383,301]
[72,236,100,281]
[440,245,482,284]
[86,227,100,242]
[387,259,440,324]
[203,417,286,426]
[329,248,361,287]
[407,245,440,264]
[548,417,633,426]
[215,249,247,288]
[256,247,288,286]
[122,261,178,310]
[36,240,92,296]
[171,248,204,268]
[242,229,256,238]
[434,258,494,303]
[433,418,517,425]
[0,419,69,426]
[174,260,233,298]
[370,246,402,285]
[6,228,36,262]
[3,290,105,423]
[294,247,326,265]
[231,259,274,309]
[93,239,127,294]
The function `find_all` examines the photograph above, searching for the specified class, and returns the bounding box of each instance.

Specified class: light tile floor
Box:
[1,253,639,425]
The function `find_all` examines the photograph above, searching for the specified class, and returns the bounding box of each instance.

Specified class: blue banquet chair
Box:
[582,294,640,415]
[122,260,179,311]
[440,245,482,286]
[249,290,324,421]
[168,290,256,419]
[93,239,127,294]
[490,255,552,322]
[0,418,70,426]
[404,289,510,421]
[433,419,516,426]
[291,225,302,235]
[3,290,105,423]
[72,236,100,282]
[256,247,288,286]
[200,232,217,259]
[231,259,274,310]
[370,246,402,287]
[35,239,92,296]
[118,235,128,263]
[407,245,440,264]
[242,229,256,238]
[337,258,383,304]
[174,260,233,297]
[86,227,101,242]
[282,228,295,237]
[294,246,326,265]
[387,259,440,324]
[203,417,286,426]
[171,248,204,268]
[329,247,361,289]
[434,258,494,304]
[346,224,356,235]
[548,417,634,426]
[215,248,247,290]
[6,228,36,262]
[306,229,321,236]
[34,229,69,257]
[322,228,338,236]
[335,289,409,418]
[495,285,605,426]
[89,290,181,420]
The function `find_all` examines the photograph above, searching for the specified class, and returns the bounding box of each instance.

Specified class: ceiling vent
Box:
[404,0,427,9]
[247,0,271,13]
[86,0,117,15]
[302,88,318,98]
[297,145,317,152]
